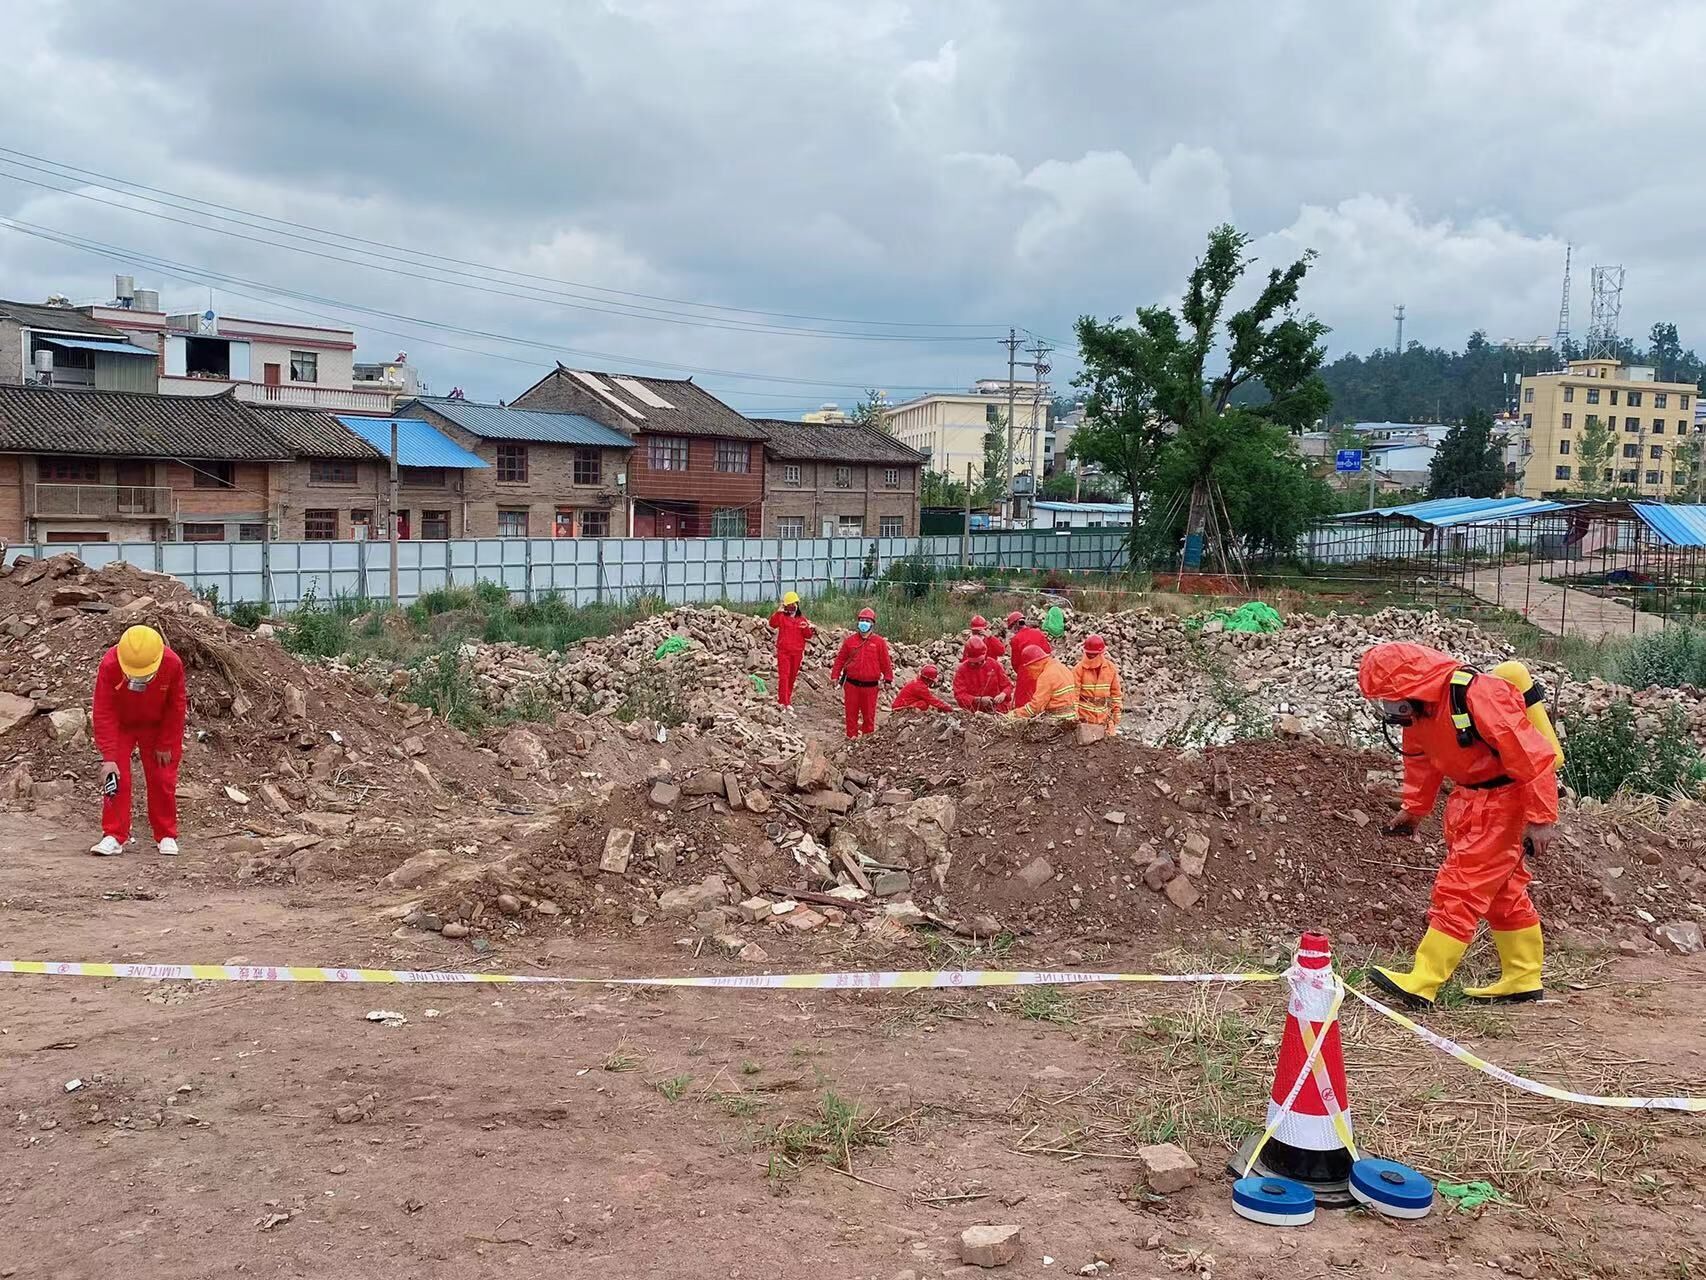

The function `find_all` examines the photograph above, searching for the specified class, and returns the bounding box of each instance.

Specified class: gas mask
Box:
[856,620,873,635]
[784,605,798,615]
[1371,698,1418,726]
[126,676,155,693]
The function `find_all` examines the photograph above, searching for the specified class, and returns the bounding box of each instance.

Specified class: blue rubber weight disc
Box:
[1232,1176,1317,1227]
[1348,1158,1434,1219]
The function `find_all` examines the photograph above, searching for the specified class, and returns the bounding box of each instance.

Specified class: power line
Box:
[0,146,1002,337]
[0,215,976,395]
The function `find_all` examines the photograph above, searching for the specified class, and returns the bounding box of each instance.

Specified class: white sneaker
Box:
[157,837,180,857]
[90,835,126,857]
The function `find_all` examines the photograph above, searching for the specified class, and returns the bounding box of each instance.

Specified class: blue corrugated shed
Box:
[335,416,488,469]
[410,397,633,448]
[1334,496,1575,527]
[1033,501,1132,514]
[1631,503,1706,547]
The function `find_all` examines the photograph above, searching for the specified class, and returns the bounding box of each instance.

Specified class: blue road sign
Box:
[1335,449,1364,473]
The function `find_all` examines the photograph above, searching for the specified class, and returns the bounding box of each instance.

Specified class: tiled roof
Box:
[247,405,378,459]
[752,419,927,465]
[337,416,489,469]
[403,397,634,447]
[0,385,292,459]
[512,366,769,440]
[0,299,128,337]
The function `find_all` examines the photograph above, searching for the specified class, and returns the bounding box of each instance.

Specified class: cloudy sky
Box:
[1,0,1694,413]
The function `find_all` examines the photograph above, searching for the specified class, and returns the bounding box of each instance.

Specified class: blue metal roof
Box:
[39,335,156,357]
[1631,502,1706,547]
[410,397,633,448]
[1034,501,1132,514]
[1333,496,1577,527]
[335,416,488,470]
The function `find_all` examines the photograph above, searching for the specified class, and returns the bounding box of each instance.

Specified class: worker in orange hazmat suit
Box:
[1008,644,1078,725]
[1357,642,1563,1008]
[1072,634,1122,733]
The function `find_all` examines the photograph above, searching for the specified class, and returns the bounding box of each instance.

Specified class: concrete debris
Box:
[601,828,637,875]
[1137,1142,1199,1193]
[737,896,773,923]
[658,876,730,919]
[495,893,522,917]
[282,684,308,720]
[682,771,727,797]
[0,691,35,736]
[224,785,251,805]
[960,1224,1023,1268]
[1654,920,1703,956]
[46,707,86,742]
[383,849,454,891]
[497,727,550,774]
[649,780,681,808]
[871,869,911,897]
[440,921,471,939]
[1142,856,1177,891]
[1164,875,1202,910]
[800,789,854,814]
[782,906,827,931]
[1017,857,1055,891]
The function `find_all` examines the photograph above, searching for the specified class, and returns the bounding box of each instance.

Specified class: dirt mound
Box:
[0,553,545,873]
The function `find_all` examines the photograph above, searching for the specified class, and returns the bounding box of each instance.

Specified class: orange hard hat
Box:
[1084,634,1106,655]
[857,607,877,622]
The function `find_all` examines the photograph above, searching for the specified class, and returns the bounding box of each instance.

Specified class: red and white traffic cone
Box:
[1257,931,1355,1186]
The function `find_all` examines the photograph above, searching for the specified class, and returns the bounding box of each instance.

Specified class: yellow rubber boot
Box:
[1462,925,1544,1003]
[1369,928,1469,1008]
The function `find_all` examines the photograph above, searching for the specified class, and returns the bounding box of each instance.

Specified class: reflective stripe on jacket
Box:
[1011,656,1078,722]
[1073,655,1122,727]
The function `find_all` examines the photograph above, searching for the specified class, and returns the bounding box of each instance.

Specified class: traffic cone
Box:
[1255,931,1355,1186]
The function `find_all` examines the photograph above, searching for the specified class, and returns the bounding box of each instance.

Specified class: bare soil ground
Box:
[3,807,1703,1280]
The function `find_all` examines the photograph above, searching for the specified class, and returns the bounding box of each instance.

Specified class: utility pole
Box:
[1001,328,1019,527]
[1393,303,1406,356]
[1026,338,1052,512]
[388,420,400,608]
[961,461,973,567]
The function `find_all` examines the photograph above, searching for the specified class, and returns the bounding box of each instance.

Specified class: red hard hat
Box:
[1005,611,1025,628]
[857,607,877,622]
[962,636,987,659]
[1017,644,1048,668]
[1084,634,1106,655]
[920,663,939,681]
[970,615,988,631]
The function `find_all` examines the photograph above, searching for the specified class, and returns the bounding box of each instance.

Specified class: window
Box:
[1619,469,1638,484]
[1586,387,1600,403]
[1561,413,1572,429]
[883,468,900,489]
[1610,389,1619,405]
[1651,445,1664,460]
[497,508,529,538]
[783,464,802,486]
[1684,394,1693,410]
[1563,385,1574,402]
[833,466,852,488]
[401,466,446,487]
[573,448,601,486]
[309,458,357,486]
[496,443,528,483]
[714,442,751,474]
[879,516,904,537]
[1622,443,1639,459]
[837,516,863,536]
[1558,438,1571,455]
[986,403,1000,424]
[303,509,337,540]
[1603,469,1614,482]
[1684,419,1693,434]
[180,522,225,542]
[194,461,236,489]
[578,509,610,538]
[776,516,805,537]
[1646,470,1661,486]
[1554,465,1572,481]
[648,435,689,471]
[1626,390,1643,407]
[1523,386,1534,403]
[1655,392,1669,408]
[1625,417,1641,432]
[289,351,318,383]
[1522,413,1532,429]
[238,523,266,542]
[1654,419,1666,435]
[350,508,373,530]
[40,457,99,482]
[420,509,450,540]
[710,507,746,537]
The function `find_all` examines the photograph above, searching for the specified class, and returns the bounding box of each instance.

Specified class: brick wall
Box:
[270,458,474,540]
[0,322,25,385]
[0,456,22,542]
[762,459,920,537]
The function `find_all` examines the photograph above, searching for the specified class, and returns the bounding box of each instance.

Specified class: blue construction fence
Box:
[3,530,1130,610]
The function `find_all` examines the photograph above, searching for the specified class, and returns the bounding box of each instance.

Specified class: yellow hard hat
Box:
[117,625,164,679]
[781,591,800,607]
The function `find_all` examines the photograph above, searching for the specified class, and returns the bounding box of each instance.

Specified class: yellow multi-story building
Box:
[1518,359,1702,499]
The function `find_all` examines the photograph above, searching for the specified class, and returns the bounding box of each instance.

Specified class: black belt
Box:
[845,677,879,687]
[1465,775,1514,790]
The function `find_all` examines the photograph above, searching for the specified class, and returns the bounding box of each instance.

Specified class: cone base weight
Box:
[1232,1176,1316,1228]
[1228,1135,1355,1208]
[1348,1158,1434,1219]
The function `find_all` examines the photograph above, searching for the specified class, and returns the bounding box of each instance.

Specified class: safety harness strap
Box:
[1448,669,1488,752]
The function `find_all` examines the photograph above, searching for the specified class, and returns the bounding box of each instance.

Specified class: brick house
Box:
[0,384,291,544]
[399,396,635,539]
[258,408,487,541]
[511,365,768,537]
[753,419,926,538]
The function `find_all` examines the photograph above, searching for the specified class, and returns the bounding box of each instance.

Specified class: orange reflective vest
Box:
[1011,656,1079,723]
[1073,654,1122,728]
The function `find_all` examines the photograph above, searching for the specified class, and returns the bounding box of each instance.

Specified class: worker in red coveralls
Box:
[953,636,1012,712]
[91,625,187,858]
[1358,643,1562,1008]
[829,606,894,738]
[891,663,953,713]
[968,614,989,643]
[1003,610,1050,708]
[766,590,815,711]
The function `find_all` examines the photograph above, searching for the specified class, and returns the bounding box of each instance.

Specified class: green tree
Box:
[978,416,1012,507]
[920,469,969,508]
[1574,414,1614,497]
[1039,469,1120,503]
[1075,223,1331,564]
[1426,409,1506,498]
[851,389,891,433]
[1670,437,1704,502]
[1648,323,1682,382]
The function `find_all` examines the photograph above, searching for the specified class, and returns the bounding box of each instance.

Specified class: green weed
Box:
[1016,985,1076,1025]
[1562,701,1705,802]
[764,1090,888,1178]
[655,1074,693,1102]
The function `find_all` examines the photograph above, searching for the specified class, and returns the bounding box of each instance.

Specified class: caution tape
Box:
[1347,985,1706,1114]
[0,959,1280,991]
